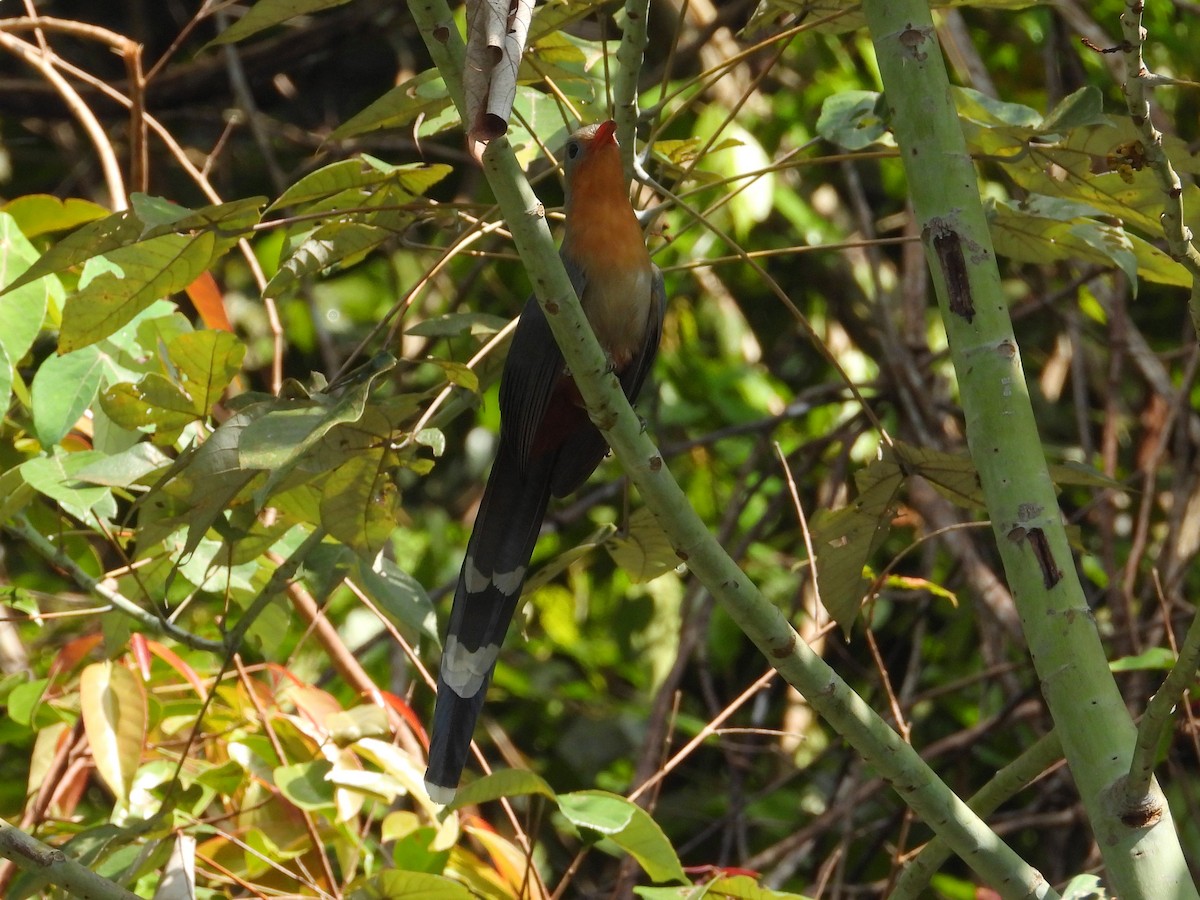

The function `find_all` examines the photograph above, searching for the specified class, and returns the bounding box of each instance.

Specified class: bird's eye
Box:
[567,141,581,159]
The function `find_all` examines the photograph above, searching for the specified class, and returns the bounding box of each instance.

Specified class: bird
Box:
[424,120,665,804]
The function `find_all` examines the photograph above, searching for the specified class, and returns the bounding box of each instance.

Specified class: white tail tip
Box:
[425,779,457,806]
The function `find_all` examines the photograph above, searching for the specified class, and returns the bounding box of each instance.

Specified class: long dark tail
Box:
[424,443,554,803]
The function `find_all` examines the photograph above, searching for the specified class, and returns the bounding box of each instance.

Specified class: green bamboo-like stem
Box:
[893,730,1064,898]
[862,1,1197,896]
[1124,607,1200,803]
[614,0,651,182]
[0,818,142,900]
[410,2,1058,895]
[1117,0,1200,334]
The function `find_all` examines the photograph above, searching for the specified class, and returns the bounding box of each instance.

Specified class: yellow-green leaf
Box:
[606,507,679,583]
[80,661,147,803]
[1,194,109,238]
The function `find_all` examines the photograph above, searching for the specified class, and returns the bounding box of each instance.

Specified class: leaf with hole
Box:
[60,231,220,352]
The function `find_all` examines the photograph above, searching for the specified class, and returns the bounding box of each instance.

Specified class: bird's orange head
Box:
[563,120,622,210]
[561,120,648,273]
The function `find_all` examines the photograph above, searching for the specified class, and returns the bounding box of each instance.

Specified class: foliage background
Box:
[1,0,1198,897]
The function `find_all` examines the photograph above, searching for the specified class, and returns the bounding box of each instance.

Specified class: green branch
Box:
[1117,0,1200,334]
[1124,609,1200,803]
[614,0,651,182]
[0,818,142,900]
[862,0,1197,896]
[5,514,225,654]
[894,730,1064,898]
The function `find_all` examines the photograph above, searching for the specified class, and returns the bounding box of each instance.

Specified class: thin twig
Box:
[5,516,224,653]
[0,29,125,209]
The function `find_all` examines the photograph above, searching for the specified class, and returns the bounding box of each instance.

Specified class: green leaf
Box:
[266,158,450,213]
[275,759,336,809]
[0,212,54,365]
[348,870,472,900]
[138,196,265,241]
[320,450,398,556]
[1,194,109,238]
[0,468,36,522]
[129,193,192,230]
[557,790,689,884]
[72,442,172,487]
[1066,221,1138,292]
[20,451,116,523]
[1010,194,1106,221]
[890,442,985,508]
[240,398,390,501]
[406,312,508,338]
[210,0,354,46]
[239,360,395,496]
[326,705,390,743]
[150,410,263,557]
[0,344,12,419]
[168,330,246,414]
[60,231,219,352]
[7,678,61,729]
[265,222,396,300]
[606,507,679,582]
[1040,86,1107,134]
[426,359,479,393]
[414,428,446,457]
[811,465,902,634]
[1004,118,1195,237]
[238,397,363,471]
[953,86,1041,128]
[878,572,958,606]
[558,790,633,833]
[749,0,1042,35]
[446,769,556,811]
[816,90,891,150]
[637,875,815,899]
[30,345,105,447]
[354,555,438,643]
[990,199,1188,292]
[1047,460,1123,491]
[1061,874,1108,900]
[1110,647,1176,672]
[331,70,456,140]
[2,209,141,296]
[101,374,201,444]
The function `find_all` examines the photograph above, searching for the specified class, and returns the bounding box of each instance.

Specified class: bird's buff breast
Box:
[581,265,653,369]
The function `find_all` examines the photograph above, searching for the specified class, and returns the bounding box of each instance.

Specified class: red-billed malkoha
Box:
[424,120,665,803]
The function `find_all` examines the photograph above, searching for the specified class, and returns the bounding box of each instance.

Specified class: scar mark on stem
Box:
[1028,527,1063,589]
[925,221,975,322]
[899,24,932,60]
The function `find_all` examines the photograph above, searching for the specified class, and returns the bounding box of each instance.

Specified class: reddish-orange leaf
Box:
[289,683,344,735]
[52,759,90,818]
[49,633,103,679]
[185,271,233,332]
[382,690,428,747]
[130,633,151,681]
[145,639,207,698]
